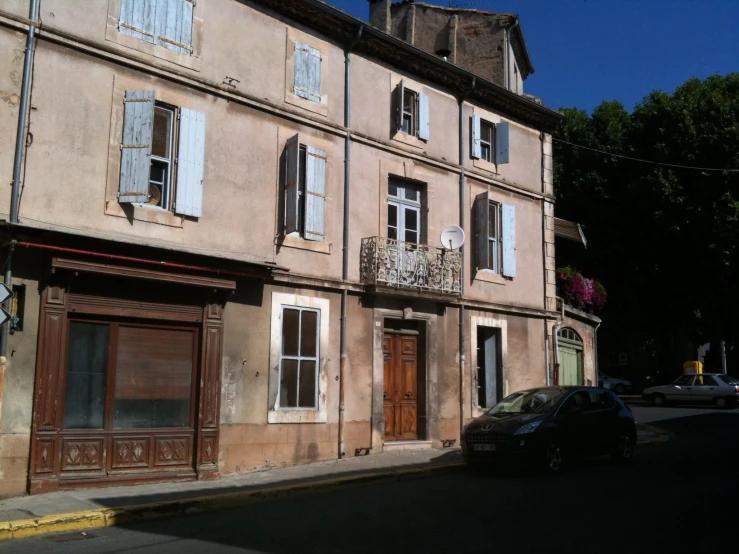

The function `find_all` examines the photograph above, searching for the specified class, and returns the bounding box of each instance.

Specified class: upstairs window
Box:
[119,89,205,217]
[284,134,327,242]
[474,192,516,277]
[294,42,322,103]
[395,80,430,141]
[119,0,194,56]
[471,115,510,165]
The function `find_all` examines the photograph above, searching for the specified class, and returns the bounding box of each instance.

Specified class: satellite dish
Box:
[440,225,465,250]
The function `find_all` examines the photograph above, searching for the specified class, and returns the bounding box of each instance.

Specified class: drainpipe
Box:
[339,24,363,460]
[1,0,40,359]
[545,336,550,386]
[458,77,474,439]
[505,18,519,91]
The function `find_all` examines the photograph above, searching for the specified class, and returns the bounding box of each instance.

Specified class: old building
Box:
[0,0,563,497]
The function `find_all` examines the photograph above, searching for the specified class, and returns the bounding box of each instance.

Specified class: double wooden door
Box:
[383,333,418,441]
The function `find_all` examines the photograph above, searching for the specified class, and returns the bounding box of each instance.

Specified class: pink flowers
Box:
[557,267,607,312]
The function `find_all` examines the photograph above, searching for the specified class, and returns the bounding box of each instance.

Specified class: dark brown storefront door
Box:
[383,334,418,441]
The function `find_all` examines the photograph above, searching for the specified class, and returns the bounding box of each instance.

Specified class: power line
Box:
[553,138,739,173]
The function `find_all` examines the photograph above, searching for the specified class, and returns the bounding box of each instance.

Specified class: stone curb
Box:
[0,461,465,542]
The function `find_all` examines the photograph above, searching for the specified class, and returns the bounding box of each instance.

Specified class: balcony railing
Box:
[360,237,462,295]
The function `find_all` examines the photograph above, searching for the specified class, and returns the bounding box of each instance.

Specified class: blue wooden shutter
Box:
[155,0,194,55]
[471,114,482,159]
[119,90,155,204]
[395,79,405,133]
[502,203,516,278]
[484,332,498,408]
[175,107,205,217]
[294,42,322,102]
[418,92,430,141]
[304,146,327,242]
[474,192,491,271]
[284,134,300,235]
[119,0,156,43]
[496,122,510,164]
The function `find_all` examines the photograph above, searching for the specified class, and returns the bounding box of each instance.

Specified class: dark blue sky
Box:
[328,0,738,113]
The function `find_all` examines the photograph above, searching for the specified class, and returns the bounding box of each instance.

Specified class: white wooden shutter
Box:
[474,192,491,271]
[471,114,482,159]
[502,203,516,278]
[284,134,301,235]
[175,107,205,217]
[155,0,194,55]
[496,122,510,164]
[119,90,155,204]
[120,0,156,43]
[294,42,322,102]
[418,92,430,141]
[395,79,405,133]
[304,146,327,242]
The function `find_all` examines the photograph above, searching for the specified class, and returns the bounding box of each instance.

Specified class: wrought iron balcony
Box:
[360,237,462,295]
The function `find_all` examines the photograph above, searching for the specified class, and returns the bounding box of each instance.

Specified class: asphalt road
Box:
[5,405,739,554]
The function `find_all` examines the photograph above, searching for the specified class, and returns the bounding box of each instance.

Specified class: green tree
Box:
[554,74,739,377]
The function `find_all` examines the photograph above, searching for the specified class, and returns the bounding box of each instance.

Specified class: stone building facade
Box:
[0,0,562,497]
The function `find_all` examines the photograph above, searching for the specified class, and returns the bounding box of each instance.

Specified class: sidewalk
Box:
[0,423,669,542]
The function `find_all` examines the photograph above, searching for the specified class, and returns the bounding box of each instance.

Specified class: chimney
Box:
[368,0,392,34]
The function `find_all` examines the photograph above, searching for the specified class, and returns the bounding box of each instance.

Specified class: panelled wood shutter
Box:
[294,42,322,102]
[418,93,430,141]
[501,203,517,278]
[119,90,155,204]
[119,0,194,55]
[484,333,498,409]
[496,122,510,164]
[471,114,482,159]
[155,0,194,55]
[395,79,405,133]
[284,134,301,235]
[474,191,491,271]
[119,0,156,43]
[175,107,206,217]
[304,146,327,242]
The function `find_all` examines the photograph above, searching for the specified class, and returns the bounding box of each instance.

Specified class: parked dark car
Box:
[461,386,636,473]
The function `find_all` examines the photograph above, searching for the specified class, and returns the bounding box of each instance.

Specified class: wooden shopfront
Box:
[28,257,233,493]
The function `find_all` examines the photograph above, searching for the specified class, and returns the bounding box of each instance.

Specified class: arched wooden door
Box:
[558,328,584,386]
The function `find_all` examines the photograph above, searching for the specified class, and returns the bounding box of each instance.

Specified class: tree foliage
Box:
[554,74,739,375]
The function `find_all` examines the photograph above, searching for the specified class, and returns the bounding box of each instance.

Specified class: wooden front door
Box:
[383,334,418,441]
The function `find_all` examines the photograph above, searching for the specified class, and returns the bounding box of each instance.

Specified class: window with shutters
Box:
[283,134,327,243]
[471,114,509,167]
[285,33,328,117]
[479,120,495,163]
[474,192,516,279]
[117,89,206,219]
[269,293,329,423]
[393,80,430,143]
[107,0,202,70]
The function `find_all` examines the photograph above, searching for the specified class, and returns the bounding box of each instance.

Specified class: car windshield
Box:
[718,375,739,385]
[487,388,565,415]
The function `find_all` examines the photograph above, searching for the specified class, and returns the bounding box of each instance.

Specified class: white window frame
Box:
[479,119,495,163]
[388,181,422,244]
[141,103,176,212]
[401,88,419,136]
[277,305,320,411]
[268,293,330,424]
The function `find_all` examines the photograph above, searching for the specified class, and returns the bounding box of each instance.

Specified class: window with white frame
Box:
[388,180,422,245]
[471,115,510,165]
[119,89,205,217]
[474,191,516,277]
[395,80,430,141]
[119,0,195,56]
[278,306,320,409]
[284,134,327,242]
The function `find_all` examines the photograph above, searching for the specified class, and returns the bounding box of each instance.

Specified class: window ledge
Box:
[472,157,499,174]
[284,92,329,118]
[279,234,331,254]
[268,410,327,424]
[106,201,185,228]
[474,269,507,285]
[392,131,426,150]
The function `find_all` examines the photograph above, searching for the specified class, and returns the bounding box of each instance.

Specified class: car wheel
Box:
[611,433,635,463]
[714,397,728,409]
[613,384,626,395]
[545,442,564,474]
[652,394,667,407]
